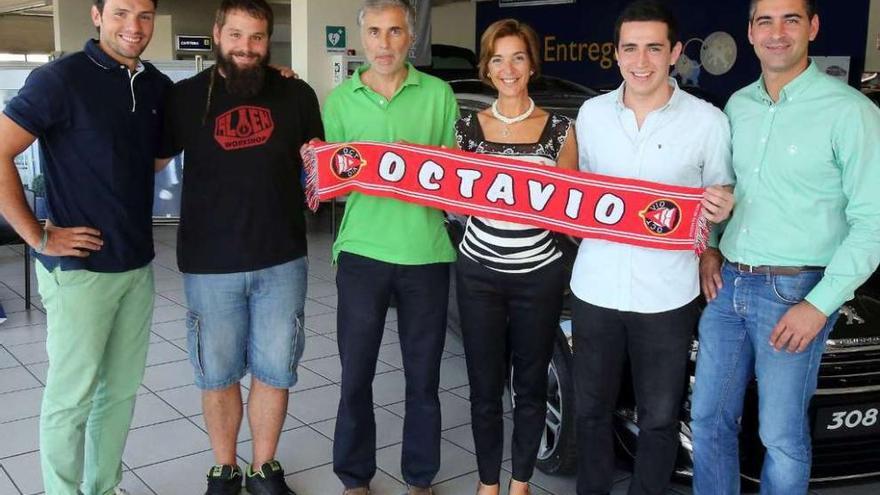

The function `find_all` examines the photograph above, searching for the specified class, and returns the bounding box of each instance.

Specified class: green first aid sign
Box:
[326,26,346,52]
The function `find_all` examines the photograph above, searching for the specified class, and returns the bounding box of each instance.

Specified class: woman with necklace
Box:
[453,18,578,495]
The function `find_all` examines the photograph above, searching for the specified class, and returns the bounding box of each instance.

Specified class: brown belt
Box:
[727,260,824,276]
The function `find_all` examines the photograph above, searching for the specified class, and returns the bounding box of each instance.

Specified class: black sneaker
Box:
[205,464,242,495]
[245,460,296,495]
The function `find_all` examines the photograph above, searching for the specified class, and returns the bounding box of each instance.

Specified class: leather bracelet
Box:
[35,228,48,254]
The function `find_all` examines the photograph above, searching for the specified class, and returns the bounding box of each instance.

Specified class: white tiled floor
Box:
[1,218,879,495]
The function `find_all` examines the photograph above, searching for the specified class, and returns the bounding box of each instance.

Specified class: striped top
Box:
[454,111,573,273]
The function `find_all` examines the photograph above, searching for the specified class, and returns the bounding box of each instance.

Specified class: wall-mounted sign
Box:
[500,0,575,6]
[326,26,347,53]
[176,35,212,52]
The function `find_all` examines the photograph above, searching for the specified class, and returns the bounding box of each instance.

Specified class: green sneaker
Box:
[205,464,242,495]
[245,460,296,495]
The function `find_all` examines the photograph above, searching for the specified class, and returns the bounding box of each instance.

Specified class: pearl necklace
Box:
[491,98,535,137]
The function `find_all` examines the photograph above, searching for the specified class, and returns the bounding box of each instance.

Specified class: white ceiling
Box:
[0,0,52,16]
[0,0,285,16]
[0,0,470,18]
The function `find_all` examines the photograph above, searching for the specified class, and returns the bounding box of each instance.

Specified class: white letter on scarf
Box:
[457,169,482,198]
[378,151,406,182]
[565,189,584,219]
[486,173,516,205]
[418,160,444,191]
[527,180,555,212]
[595,193,625,225]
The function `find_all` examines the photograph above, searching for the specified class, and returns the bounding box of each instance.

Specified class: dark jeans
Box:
[456,254,565,485]
[572,298,699,495]
[333,251,449,489]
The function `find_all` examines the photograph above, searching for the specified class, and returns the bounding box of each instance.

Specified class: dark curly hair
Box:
[215,0,275,37]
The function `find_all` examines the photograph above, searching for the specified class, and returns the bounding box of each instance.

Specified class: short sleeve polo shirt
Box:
[3,40,171,273]
[322,63,459,265]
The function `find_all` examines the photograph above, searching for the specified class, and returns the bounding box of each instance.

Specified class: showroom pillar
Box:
[868,0,880,71]
[53,0,97,54]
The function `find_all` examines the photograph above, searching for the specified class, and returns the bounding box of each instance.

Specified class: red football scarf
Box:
[302,141,709,254]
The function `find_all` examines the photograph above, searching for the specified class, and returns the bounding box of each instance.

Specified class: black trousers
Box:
[333,252,449,489]
[572,298,699,495]
[456,254,565,485]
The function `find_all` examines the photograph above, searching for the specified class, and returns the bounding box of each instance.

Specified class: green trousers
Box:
[36,263,154,495]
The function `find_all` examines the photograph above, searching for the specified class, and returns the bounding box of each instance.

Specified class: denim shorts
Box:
[183,257,308,390]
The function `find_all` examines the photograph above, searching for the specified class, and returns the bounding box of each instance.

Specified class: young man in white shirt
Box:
[570,1,735,494]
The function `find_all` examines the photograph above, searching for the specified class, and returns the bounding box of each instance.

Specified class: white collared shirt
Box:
[571,80,734,313]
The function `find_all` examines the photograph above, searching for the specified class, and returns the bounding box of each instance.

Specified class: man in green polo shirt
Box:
[322,1,458,494]
[691,0,880,493]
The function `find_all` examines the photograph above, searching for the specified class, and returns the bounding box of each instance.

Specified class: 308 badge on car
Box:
[815,403,880,439]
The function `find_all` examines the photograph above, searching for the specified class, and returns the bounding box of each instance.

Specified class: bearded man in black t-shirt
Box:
[156,1,323,494]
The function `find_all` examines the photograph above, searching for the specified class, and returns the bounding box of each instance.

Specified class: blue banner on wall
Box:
[477,0,869,105]
[500,0,576,6]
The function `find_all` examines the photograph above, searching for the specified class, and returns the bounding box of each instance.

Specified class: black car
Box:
[449,76,598,119]
[863,89,880,108]
[614,274,880,484]
[446,216,880,485]
[446,77,880,485]
[417,44,479,81]
[425,44,599,119]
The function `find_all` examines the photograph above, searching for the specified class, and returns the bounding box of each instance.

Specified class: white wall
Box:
[160,0,291,60]
[867,0,880,71]
[0,16,54,53]
[431,1,475,51]
[290,0,476,104]
[54,0,95,54]
[51,0,291,61]
[141,15,173,62]
[291,0,364,104]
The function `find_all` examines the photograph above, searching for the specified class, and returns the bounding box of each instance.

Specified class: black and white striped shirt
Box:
[454,111,573,273]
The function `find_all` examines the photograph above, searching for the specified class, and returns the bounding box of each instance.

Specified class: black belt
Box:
[727,260,824,276]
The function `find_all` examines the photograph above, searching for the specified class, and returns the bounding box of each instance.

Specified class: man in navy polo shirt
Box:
[0,1,170,494]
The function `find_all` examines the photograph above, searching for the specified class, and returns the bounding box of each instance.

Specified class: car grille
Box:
[817,345,880,394]
[811,436,880,481]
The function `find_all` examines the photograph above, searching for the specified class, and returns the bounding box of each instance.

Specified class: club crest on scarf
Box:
[331,146,366,179]
[640,199,682,236]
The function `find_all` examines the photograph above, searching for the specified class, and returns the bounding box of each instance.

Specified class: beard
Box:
[215,45,271,98]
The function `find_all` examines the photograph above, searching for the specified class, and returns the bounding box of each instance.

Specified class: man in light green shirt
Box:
[322,2,458,495]
[691,1,880,493]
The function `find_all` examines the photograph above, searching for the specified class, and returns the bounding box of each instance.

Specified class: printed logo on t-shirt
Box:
[639,199,682,236]
[214,106,275,151]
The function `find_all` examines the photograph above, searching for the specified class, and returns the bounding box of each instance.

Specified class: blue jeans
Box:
[691,262,838,495]
[183,257,308,390]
